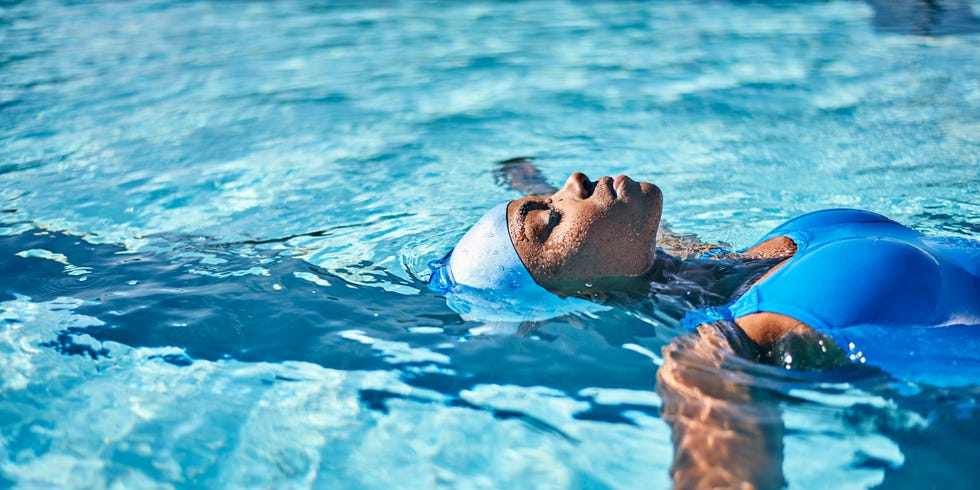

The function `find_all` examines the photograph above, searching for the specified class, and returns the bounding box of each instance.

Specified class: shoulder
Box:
[742,236,796,259]
[736,311,814,346]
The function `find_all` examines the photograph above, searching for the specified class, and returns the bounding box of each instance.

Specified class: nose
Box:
[562,172,593,199]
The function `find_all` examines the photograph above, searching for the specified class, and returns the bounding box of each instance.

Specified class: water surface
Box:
[2,1,979,488]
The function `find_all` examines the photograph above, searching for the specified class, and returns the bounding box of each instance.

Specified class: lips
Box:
[585,175,631,201]
[606,175,638,200]
[584,176,611,200]
[571,173,635,201]
[613,175,632,199]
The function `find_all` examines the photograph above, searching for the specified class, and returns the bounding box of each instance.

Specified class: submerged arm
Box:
[657,322,786,489]
[493,157,559,195]
[658,313,852,489]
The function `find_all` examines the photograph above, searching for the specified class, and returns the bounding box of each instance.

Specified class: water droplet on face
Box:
[498,266,505,271]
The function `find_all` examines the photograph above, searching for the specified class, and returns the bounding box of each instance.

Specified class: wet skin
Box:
[506,172,807,345]
[506,172,664,289]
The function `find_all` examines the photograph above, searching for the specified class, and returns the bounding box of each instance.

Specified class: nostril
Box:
[577,173,594,198]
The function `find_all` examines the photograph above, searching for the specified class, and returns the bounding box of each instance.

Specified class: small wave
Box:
[42,272,107,294]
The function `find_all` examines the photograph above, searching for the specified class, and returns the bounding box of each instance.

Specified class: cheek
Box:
[552,226,621,278]
[524,223,590,279]
[534,209,658,280]
[543,227,585,265]
[583,219,656,275]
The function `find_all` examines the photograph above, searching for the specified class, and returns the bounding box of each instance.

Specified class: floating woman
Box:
[428,160,980,488]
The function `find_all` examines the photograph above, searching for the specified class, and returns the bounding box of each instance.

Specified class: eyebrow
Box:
[514,200,547,239]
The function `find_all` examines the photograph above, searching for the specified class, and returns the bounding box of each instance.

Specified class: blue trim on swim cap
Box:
[427,251,455,294]
[428,201,608,323]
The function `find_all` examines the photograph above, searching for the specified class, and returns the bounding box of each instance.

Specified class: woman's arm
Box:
[658,315,852,489]
[493,157,559,195]
[657,322,786,490]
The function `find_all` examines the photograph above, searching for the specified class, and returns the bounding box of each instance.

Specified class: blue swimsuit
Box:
[686,209,980,386]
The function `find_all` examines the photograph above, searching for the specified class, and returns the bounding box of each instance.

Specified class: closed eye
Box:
[515,199,560,241]
[547,208,561,228]
[532,207,561,240]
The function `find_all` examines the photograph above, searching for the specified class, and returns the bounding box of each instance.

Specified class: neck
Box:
[542,250,782,321]
[669,252,785,301]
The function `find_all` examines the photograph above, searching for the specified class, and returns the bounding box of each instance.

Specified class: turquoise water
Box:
[2,0,979,488]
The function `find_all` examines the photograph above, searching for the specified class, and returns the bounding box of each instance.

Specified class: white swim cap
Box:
[428,201,608,322]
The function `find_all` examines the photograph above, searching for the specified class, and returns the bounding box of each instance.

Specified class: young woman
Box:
[428,160,980,488]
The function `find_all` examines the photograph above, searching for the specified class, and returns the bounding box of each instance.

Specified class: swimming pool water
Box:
[2,0,979,488]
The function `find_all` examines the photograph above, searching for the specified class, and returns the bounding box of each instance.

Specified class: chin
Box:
[638,181,662,196]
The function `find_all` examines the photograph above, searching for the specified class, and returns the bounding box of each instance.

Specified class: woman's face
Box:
[507,172,663,289]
